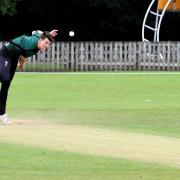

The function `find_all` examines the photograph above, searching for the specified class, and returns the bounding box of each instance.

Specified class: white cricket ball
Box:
[69,31,75,37]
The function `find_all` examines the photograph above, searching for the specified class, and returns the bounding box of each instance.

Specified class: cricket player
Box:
[0,29,58,124]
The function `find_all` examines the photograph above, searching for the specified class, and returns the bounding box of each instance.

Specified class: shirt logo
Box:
[4,61,8,67]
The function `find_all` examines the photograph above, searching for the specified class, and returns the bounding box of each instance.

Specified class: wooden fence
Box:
[1,41,180,71]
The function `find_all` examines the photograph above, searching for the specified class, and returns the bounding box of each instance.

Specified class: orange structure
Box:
[158,0,180,11]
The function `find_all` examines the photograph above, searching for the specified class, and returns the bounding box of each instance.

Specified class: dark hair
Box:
[41,31,55,42]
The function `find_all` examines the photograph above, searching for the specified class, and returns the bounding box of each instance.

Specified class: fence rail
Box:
[1,41,180,71]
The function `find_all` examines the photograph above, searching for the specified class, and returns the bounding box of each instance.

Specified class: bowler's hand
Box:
[50,29,58,37]
[18,55,26,71]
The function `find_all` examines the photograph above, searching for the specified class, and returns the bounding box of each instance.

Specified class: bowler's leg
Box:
[0,81,11,115]
[0,60,17,124]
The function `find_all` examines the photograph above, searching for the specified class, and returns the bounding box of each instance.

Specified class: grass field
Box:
[1,72,180,179]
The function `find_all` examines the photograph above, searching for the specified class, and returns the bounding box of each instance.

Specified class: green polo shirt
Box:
[6,31,40,58]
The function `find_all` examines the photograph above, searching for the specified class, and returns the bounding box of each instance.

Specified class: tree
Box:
[0,0,21,16]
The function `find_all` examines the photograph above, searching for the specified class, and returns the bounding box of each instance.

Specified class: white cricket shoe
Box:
[0,114,10,125]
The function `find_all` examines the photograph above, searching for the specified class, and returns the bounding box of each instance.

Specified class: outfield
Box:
[0,72,180,179]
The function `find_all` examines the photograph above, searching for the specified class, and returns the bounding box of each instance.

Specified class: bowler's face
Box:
[38,38,51,51]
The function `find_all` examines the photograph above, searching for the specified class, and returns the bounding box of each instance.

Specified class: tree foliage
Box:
[0,0,21,16]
